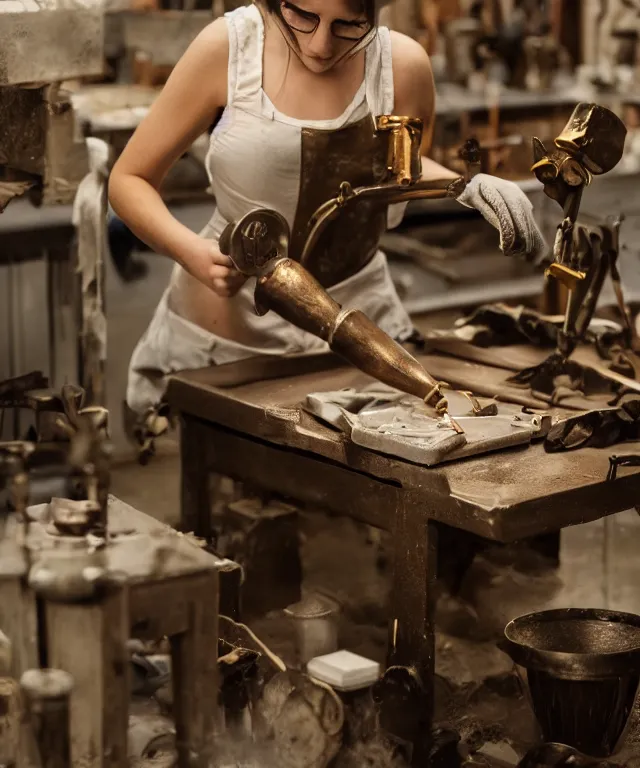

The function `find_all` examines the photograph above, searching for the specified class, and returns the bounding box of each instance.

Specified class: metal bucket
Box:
[499,609,640,758]
[284,593,340,668]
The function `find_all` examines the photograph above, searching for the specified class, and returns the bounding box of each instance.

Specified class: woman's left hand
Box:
[457,173,547,264]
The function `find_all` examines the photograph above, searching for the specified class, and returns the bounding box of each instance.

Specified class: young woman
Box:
[109,0,545,420]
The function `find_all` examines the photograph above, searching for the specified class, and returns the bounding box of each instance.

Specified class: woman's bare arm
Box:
[108,19,237,291]
[390,32,460,182]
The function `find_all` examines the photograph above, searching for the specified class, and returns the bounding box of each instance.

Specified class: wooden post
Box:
[45,590,130,768]
[180,414,213,541]
[384,493,438,766]
[0,579,39,681]
[170,571,219,768]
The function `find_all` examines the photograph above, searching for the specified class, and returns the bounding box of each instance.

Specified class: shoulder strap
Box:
[365,26,395,117]
[224,4,263,108]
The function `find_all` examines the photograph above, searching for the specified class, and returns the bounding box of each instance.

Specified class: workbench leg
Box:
[180,414,213,541]
[0,579,39,678]
[378,497,438,766]
[45,589,130,768]
[530,531,561,566]
[170,572,219,768]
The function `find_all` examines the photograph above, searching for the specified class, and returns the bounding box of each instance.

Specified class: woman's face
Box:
[277,0,372,73]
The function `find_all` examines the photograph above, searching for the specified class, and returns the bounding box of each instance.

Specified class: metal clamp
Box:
[606,454,640,482]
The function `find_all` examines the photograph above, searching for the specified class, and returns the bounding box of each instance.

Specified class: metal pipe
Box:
[20,669,73,768]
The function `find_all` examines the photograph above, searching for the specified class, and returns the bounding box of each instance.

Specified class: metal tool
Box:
[220,210,456,420]
[299,115,466,269]
[218,116,474,429]
[531,103,628,358]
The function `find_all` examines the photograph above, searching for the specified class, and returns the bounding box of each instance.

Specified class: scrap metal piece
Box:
[545,400,640,453]
[606,454,640,482]
[545,262,587,291]
[304,387,545,467]
[49,497,102,537]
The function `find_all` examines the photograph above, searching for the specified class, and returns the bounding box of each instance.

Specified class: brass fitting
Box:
[375,115,423,186]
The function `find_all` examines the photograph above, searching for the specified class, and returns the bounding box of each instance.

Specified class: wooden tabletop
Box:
[26,495,220,582]
[168,354,640,542]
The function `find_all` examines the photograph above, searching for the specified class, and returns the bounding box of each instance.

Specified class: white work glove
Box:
[457,173,547,263]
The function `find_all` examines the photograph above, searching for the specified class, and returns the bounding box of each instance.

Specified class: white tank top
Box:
[169,3,413,355]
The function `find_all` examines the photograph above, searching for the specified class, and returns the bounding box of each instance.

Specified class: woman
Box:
[109,0,545,422]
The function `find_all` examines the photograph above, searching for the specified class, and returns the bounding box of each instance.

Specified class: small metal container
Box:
[284,593,340,667]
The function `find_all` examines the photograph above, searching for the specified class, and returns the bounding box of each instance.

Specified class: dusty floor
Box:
[104,175,640,763]
[112,441,640,762]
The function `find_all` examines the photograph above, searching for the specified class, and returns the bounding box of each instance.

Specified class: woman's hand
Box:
[189,239,248,298]
[457,174,547,264]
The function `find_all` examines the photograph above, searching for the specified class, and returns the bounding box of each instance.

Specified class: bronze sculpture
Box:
[219,114,468,424]
[531,103,630,358]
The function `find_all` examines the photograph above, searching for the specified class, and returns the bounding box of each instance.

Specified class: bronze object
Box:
[375,115,424,185]
[220,213,449,412]
[531,104,632,359]
[291,114,391,288]
[217,114,474,420]
[49,498,102,537]
[298,114,466,274]
[219,209,289,279]
[554,103,628,176]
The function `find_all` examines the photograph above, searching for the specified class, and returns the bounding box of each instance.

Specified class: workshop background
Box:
[3,0,640,764]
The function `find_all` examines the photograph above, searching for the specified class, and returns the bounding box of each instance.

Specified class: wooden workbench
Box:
[0,201,79,400]
[167,351,640,753]
[21,495,221,768]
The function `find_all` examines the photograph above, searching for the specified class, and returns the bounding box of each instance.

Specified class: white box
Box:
[307,650,380,692]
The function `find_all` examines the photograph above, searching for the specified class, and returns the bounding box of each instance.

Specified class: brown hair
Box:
[263,0,377,28]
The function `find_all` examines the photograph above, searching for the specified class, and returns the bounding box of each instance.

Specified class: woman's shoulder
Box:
[189,16,230,64]
[388,31,434,117]
[190,3,259,58]
[388,30,431,71]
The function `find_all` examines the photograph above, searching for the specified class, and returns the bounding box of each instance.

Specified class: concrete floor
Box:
[101,177,640,759]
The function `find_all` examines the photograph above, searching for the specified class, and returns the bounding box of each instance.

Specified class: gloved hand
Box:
[457,173,547,263]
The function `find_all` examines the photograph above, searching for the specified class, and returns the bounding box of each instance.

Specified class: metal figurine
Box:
[531,103,628,358]
[219,115,469,426]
